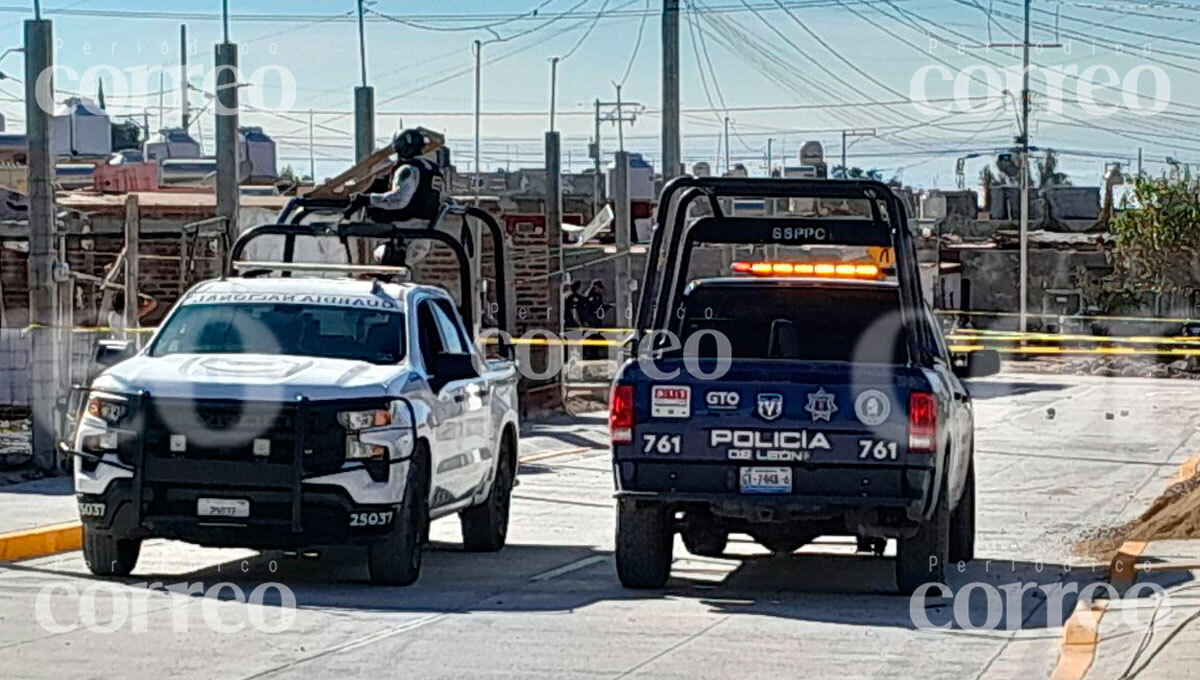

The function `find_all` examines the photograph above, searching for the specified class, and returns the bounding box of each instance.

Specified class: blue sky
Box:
[2,0,1198,188]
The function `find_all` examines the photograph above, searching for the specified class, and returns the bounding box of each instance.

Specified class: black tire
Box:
[82,526,141,577]
[615,499,673,589]
[896,472,951,595]
[682,528,729,558]
[949,459,976,564]
[460,437,515,553]
[369,448,428,586]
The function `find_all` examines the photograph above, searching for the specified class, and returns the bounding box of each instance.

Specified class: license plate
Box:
[739,467,792,494]
[197,498,250,519]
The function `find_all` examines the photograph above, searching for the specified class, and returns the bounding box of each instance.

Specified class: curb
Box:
[1048,452,1200,680]
[0,522,82,562]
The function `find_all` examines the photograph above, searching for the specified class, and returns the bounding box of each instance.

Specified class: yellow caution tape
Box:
[937,309,1199,324]
[18,324,156,334]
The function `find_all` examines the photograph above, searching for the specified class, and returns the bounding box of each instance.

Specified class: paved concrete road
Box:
[3,372,1200,680]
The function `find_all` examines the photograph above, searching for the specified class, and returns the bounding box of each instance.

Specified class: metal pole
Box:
[615,83,624,152]
[215,40,240,245]
[25,17,58,473]
[353,0,373,162]
[723,116,730,174]
[356,0,367,88]
[222,0,230,43]
[662,0,681,181]
[308,108,315,182]
[473,39,481,203]
[593,97,601,216]
[157,69,165,131]
[549,57,559,133]
[1018,0,1031,333]
[180,24,189,132]
[1137,147,1143,176]
[841,130,847,178]
[766,137,772,175]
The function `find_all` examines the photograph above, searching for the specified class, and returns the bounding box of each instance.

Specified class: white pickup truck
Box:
[72,275,520,585]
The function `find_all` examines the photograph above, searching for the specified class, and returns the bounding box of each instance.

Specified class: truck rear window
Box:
[675,284,908,363]
[150,304,406,364]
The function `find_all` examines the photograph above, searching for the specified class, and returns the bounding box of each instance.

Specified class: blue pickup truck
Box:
[610,178,999,593]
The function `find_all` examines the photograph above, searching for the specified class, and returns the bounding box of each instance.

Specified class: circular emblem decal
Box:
[855,390,891,426]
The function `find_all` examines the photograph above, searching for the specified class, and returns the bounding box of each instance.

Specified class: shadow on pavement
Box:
[967,380,1073,401]
[0,476,73,497]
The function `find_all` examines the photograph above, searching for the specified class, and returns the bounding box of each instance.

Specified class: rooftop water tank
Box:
[238,126,277,182]
[144,127,201,161]
[51,97,112,158]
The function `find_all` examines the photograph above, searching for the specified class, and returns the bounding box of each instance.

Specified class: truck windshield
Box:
[675,283,907,364]
[149,304,406,364]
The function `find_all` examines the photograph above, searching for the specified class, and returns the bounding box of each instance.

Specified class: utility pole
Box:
[840,129,876,177]
[308,108,316,182]
[1137,147,1143,176]
[766,137,773,176]
[661,0,681,181]
[473,39,481,203]
[723,117,730,175]
[215,3,239,245]
[615,83,625,151]
[593,96,641,213]
[25,14,59,473]
[986,0,1057,333]
[180,24,189,132]
[1018,0,1031,333]
[592,98,601,216]
[549,57,559,133]
[354,0,374,162]
[613,150,632,333]
[157,70,165,131]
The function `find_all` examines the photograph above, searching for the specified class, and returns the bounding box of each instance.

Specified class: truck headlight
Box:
[345,436,387,460]
[338,409,391,431]
[86,395,128,425]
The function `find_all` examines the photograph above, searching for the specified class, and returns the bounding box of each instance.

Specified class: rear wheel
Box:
[460,436,515,552]
[949,459,976,564]
[369,449,428,586]
[896,473,951,595]
[82,526,141,577]
[615,499,673,589]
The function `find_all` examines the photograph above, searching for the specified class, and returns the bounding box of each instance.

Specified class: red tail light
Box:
[908,392,937,453]
[609,384,634,444]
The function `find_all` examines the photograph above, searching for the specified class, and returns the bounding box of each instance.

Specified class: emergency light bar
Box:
[730,261,882,279]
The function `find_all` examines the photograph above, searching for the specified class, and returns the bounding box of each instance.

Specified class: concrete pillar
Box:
[25,18,60,473]
[661,0,681,181]
[354,86,375,162]
[215,42,239,245]
[123,195,140,347]
[613,151,632,330]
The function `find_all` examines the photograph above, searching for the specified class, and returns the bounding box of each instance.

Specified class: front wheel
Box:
[460,440,515,553]
[369,451,428,586]
[615,499,673,589]
[896,473,950,595]
[82,526,141,577]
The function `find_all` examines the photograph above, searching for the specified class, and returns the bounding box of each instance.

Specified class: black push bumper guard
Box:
[66,389,418,536]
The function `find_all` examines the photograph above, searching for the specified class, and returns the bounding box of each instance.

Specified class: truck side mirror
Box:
[95,339,134,370]
[952,349,1000,379]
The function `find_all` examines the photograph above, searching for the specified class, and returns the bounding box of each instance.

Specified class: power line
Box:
[618,0,652,86]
